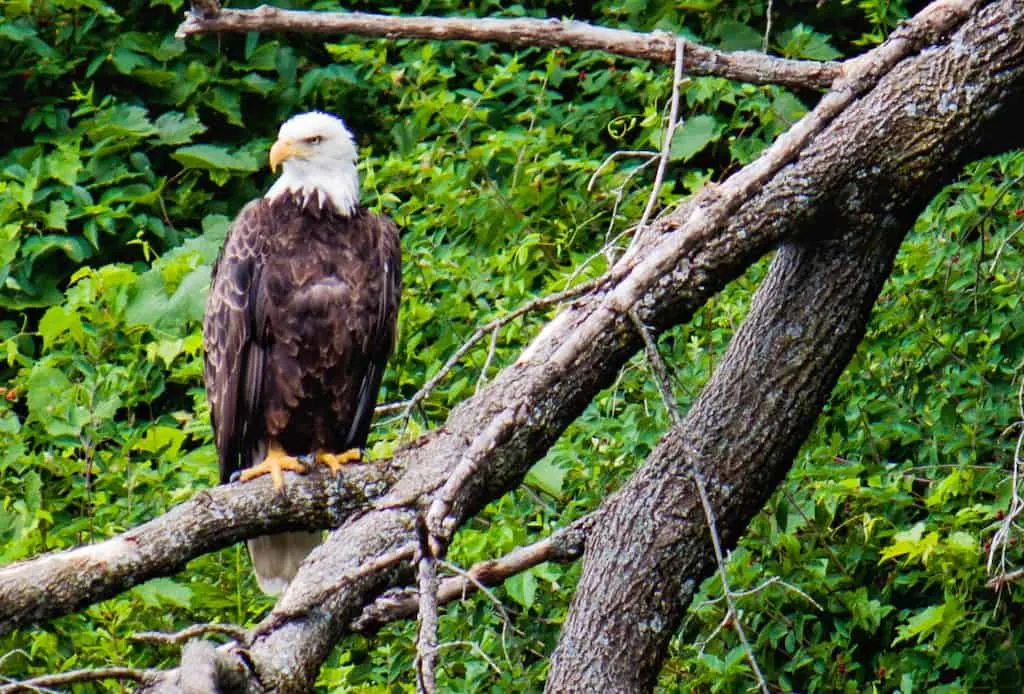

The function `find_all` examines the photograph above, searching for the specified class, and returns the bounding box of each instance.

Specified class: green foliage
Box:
[4,0,1023,692]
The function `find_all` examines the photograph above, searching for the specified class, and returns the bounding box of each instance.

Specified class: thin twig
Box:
[476,328,501,393]
[638,38,686,231]
[692,472,771,694]
[438,559,516,626]
[569,158,658,288]
[415,516,439,694]
[763,0,775,53]
[987,566,1024,589]
[696,575,823,611]
[988,374,1024,582]
[352,515,591,632]
[586,150,660,192]
[630,297,771,693]
[131,622,249,645]
[0,667,161,693]
[437,641,502,675]
[375,400,411,415]
[630,310,683,424]
[401,273,610,422]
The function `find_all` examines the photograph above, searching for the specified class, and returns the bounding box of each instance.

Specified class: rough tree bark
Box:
[548,1,1024,689]
[3,0,1023,692]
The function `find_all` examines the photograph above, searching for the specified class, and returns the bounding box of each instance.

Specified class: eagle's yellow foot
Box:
[315,448,363,475]
[240,443,306,489]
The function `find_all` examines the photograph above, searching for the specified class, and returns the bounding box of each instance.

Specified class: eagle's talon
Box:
[240,443,307,489]
[315,448,363,475]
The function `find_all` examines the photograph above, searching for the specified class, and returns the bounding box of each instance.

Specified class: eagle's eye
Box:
[305,135,323,145]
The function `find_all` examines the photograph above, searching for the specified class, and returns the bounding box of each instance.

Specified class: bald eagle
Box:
[203,112,401,595]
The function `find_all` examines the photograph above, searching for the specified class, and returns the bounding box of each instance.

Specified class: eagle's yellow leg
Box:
[240,442,306,489]
[315,448,362,475]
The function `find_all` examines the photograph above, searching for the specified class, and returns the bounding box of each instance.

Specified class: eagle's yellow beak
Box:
[269,139,300,172]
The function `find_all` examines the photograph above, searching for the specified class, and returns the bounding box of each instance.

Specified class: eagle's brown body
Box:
[203,194,401,593]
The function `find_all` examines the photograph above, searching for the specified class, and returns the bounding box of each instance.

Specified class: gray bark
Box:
[546,0,1024,690]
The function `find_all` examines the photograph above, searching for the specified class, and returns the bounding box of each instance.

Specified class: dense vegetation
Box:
[2,0,1023,690]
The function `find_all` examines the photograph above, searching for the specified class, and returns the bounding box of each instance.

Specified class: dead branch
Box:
[175,7,840,90]
[354,514,591,632]
[414,516,439,694]
[131,623,250,646]
[0,667,161,693]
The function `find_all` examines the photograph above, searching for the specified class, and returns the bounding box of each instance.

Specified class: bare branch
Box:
[131,623,250,646]
[0,667,161,693]
[414,516,439,694]
[630,300,767,691]
[175,8,840,90]
[0,456,400,636]
[638,38,686,232]
[354,514,591,632]
[763,0,775,53]
[692,469,770,694]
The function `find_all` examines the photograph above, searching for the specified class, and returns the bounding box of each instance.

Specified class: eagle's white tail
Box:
[247,531,322,596]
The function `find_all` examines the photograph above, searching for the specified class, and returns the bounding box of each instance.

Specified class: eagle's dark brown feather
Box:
[204,196,401,485]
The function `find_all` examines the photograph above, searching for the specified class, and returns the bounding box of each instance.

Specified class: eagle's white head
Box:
[265,111,360,216]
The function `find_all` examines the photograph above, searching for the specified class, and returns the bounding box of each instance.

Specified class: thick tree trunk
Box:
[546,1,1024,690]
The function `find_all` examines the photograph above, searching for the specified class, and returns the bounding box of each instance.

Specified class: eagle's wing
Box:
[345,212,402,449]
[204,200,272,484]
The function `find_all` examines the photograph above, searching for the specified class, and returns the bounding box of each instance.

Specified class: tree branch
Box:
[0,452,402,635]
[414,516,439,694]
[354,514,591,632]
[0,667,161,693]
[175,8,840,90]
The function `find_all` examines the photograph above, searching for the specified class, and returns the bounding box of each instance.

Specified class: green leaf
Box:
[670,115,718,162]
[21,235,94,263]
[777,24,843,61]
[37,306,84,349]
[84,104,157,141]
[524,457,565,499]
[154,112,207,146]
[505,569,537,609]
[299,65,358,99]
[134,425,188,458]
[772,92,807,126]
[25,364,81,439]
[715,20,763,51]
[208,86,244,127]
[125,264,211,329]
[132,578,194,608]
[893,597,964,648]
[44,200,69,232]
[172,145,260,173]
